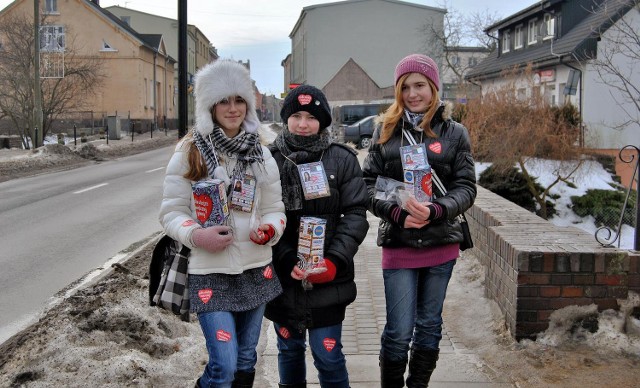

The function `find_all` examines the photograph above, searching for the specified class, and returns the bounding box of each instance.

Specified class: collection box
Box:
[297,217,327,270]
[192,179,230,227]
[403,168,433,203]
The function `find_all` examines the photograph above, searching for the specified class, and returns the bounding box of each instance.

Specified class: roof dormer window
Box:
[543,14,556,40]
[528,19,538,45]
[502,30,511,53]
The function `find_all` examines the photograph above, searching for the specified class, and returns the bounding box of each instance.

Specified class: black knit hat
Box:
[280,85,332,129]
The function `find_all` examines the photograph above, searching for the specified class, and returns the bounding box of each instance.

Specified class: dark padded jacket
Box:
[362,103,476,248]
[265,142,369,331]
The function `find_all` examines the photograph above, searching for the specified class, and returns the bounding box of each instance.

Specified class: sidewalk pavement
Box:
[256,211,516,387]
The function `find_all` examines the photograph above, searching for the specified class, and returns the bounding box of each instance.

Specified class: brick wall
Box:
[467,186,638,339]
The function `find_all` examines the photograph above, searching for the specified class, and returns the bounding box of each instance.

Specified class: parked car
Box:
[343,115,376,149]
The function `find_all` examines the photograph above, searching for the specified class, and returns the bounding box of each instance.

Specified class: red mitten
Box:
[250,224,276,245]
[306,259,337,284]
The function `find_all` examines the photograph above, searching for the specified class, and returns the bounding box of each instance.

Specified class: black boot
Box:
[232,370,255,388]
[278,383,307,388]
[406,347,439,388]
[195,377,202,388]
[379,355,407,388]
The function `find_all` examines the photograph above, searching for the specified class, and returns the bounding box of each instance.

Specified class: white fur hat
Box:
[194,59,259,136]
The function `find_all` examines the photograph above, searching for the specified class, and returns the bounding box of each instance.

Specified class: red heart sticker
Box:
[193,193,213,223]
[323,338,336,352]
[198,288,213,304]
[278,327,290,339]
[216,330,231,342]
[263,266,273,279]
[182,219,196,227]
[428,142,442,154]
[421,173,432,196]
[298,94,312,105]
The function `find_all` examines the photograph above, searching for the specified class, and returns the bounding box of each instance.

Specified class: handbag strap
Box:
[403,129,447,196]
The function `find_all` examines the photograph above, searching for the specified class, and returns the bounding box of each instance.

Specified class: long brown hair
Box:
[182,131,209,181]
[378,73,440,144]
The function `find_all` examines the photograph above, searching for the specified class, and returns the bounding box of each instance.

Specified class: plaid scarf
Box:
[273,127,332,210]
[193,126,264,184]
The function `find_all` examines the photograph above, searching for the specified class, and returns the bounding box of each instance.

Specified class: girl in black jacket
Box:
[362,54,476,388]
[265,85,369,388]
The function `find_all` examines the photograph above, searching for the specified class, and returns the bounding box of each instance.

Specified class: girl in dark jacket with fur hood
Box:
[265,85,369,388]
[362,54,477,388]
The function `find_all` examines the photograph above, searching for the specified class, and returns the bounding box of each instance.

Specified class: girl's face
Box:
[287,111,320,136]
[213,96,247,136]
[401,73,433,113]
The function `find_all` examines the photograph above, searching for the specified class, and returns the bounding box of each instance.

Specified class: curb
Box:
[0,232,162,352]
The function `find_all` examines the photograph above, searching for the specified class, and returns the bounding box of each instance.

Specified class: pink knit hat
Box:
[394,54,440,91]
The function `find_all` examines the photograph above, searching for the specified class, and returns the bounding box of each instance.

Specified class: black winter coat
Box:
[362,103,476,248]
[265,142,369,331]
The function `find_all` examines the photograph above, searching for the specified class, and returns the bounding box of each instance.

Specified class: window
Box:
[515,25,523,49]
[120,16,131,26]
[502,30,510,53]
[451,55,460,66]
[468,57,478,67]
[44,0,58,13]
[40,25,65,52]
[528,19,538,45]
[100,39,117,52]
[543,14,555,40]
[0,39,4,51]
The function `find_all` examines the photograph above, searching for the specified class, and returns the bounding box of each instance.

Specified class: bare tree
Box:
[589,0,639,131]
[462,65,583,219]
[421,1,500,82]
[0,13,104,148]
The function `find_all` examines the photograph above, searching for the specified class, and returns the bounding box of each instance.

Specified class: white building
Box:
[466,0,639,153]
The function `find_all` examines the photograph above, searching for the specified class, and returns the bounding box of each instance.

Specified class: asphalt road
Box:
[0,146,174,343]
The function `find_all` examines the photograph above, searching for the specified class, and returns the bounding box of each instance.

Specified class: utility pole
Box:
[33,0,43,148]
[178,0,188,138]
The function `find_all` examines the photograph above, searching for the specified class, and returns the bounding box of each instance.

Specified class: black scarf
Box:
[273,127,332,210]
[192,126,264,184]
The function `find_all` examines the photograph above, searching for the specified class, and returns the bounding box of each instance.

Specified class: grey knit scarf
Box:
[273,127,332,210]
[192,126,264,184]
[404,109,425,129]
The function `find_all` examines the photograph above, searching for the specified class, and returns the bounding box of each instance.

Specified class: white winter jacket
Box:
[159,138,286,275]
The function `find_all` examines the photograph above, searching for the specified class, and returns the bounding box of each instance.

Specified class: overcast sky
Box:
[0,0,540,94]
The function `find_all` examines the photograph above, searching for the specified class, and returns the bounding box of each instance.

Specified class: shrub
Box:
[479,165,556,217]
[571,189,637,229]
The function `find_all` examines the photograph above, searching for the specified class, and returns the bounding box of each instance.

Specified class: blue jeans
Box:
[380,260,456,362]
[197,304,266,388]
[274,322,349,388]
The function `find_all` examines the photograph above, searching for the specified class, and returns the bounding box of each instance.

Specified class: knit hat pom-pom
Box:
[213,166,231,186]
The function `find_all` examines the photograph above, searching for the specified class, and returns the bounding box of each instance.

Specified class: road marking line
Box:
[74,183,108,194]
[146,167,165,173]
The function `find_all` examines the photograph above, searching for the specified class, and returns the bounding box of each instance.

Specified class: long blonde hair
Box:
[182,131,209,181]
[378,74,440,144]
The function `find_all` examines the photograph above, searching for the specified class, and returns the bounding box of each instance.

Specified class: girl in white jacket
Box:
[159,59,285,388]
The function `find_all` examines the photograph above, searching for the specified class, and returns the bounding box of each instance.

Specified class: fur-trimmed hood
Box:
[194,59,260,136]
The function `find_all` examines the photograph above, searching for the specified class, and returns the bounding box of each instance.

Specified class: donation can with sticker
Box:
[297,217,326,271]
[403,168,432,203]
[192,179,230,227]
